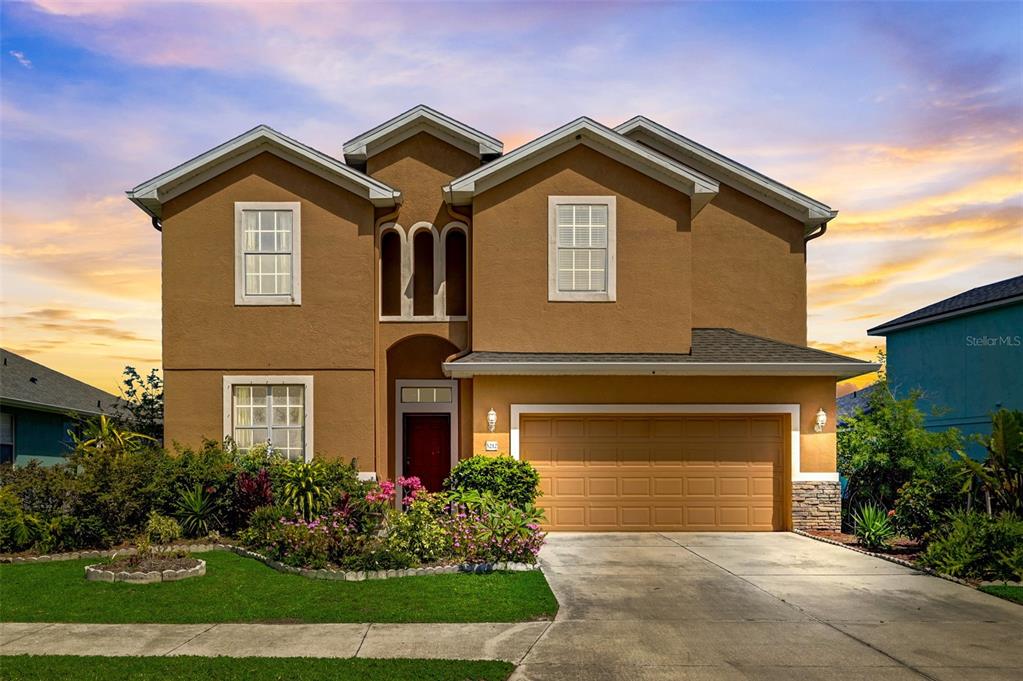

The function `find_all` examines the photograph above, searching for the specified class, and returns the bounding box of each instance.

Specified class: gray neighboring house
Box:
[0,349,120,466]
[837,383,878,425]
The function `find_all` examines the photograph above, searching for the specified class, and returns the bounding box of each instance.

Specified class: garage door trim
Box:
[509,403,835,482]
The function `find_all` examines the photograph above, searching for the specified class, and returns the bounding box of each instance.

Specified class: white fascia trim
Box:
[615,116,837,229]
[508,403,836,482]
[444,118,719,214]
[343,105,503,162]
[126,125,401,219]
[443,361,881,379]
[222,375,314,462]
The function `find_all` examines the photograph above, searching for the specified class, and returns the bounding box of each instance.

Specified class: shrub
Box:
[38,515,109,553]
[145,512,182,544]
[385,493,451,565]
[0,460,78,518]
[444,455,541,507]
[239,504,295,547]
[919,511,1023,581]
[173,485,220,537]
[0,490,45,553]
[260,516,333,569]
[234,468,273,525]
[174,439,238,504]
[69,445,177,544]
[893,457,964,541]
[838,366,962,512]
[851,503,895,551]
[443,491,546,564]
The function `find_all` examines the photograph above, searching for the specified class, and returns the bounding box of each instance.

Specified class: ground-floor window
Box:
[223,376,313,461]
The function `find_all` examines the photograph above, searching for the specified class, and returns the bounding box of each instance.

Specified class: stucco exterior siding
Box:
[469,375,838,474]
[161,152,377,371]
[691,184,808,346]
[164,369,375,466]
[471,145,693,354]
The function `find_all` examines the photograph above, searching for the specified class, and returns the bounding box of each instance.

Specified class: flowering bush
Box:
[261,513,334,569]
[385,493,450,564]
[443,491,546,564]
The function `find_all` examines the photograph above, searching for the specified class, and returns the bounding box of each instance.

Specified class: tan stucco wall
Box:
[164,369,375,466]
[469,375,838,473]
[691,185,808,345]
[472,144,693,354]
[162,152,376,370]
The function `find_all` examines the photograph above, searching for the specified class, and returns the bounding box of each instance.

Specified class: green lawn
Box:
[0,656,515,681]
[980,584,1023,605]
[0,551,557,624]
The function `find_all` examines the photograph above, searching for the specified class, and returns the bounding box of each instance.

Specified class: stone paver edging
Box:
[2,543,540,582]
[84,559,206,584]
[225,545,539,581]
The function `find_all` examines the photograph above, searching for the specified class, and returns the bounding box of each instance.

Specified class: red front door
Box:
[403,413,451,492]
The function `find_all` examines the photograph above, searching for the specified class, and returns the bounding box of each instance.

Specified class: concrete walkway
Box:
[2,533,1021,680]
[0,621,549,662]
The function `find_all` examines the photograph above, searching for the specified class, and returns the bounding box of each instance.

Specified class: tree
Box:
[838,353,962,510]
[958,409,1023,515]
[115,366,164,442]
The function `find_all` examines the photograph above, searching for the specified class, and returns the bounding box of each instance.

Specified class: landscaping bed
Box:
[803,530,924,564]
[0,550,558,623]
[0,655,515,681]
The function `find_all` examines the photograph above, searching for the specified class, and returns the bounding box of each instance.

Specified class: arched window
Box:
[380,229,403,317]
[444,228,467,317]
[413,229,435,316]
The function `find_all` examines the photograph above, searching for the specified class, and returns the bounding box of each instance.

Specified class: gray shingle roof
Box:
[837,383,879,422]
[869,275,1023,335]
[0,349,120,415]
[447,328,875,377]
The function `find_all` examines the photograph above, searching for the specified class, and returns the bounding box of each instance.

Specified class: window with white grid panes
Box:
[243,210,293,295]
[548,196,616,302]
[232,384,305,460]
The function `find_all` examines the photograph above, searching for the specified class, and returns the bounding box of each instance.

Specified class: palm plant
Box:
[173,485,219,537]
[851,503,895,551]
[72,414,155,455]
[280,461,331,520]
[957,409,1023,515]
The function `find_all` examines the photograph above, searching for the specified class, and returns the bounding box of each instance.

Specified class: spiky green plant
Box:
[851,503,895,551]
[280,461,331,520]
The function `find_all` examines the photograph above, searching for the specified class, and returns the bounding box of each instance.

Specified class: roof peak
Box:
[342,105,503,164]
[869,274,1023,335]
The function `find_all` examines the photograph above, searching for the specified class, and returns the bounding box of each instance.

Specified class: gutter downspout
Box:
[803,223,827,244]
[151,216,163,232]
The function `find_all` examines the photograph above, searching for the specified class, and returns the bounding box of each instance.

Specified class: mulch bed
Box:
[804,530,925,564]
[104,553,201,573]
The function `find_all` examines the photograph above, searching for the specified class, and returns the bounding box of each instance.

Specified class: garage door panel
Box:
[522,413,784,531]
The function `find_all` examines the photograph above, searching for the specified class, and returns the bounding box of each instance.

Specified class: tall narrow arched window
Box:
[413,230,435,316]
[380,230,402,317]
[444,228,467,317]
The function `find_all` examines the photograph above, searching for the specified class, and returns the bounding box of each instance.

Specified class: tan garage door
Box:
[520,413,786,531]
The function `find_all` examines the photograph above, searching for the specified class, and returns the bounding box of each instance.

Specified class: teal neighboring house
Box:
[868,275,1023,458]
[0,349,120,466]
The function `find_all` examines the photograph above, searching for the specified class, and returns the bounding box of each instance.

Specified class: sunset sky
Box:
[1,0,1021,395]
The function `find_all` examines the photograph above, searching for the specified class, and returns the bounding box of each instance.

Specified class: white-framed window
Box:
[548,196,616,302]
[223,376,313,461]
[235,202,302,305]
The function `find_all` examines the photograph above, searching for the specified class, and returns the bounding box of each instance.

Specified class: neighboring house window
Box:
[548,196,616,302]
[223,376,313,461]
[235,202,302,305]
[0,412,13,465]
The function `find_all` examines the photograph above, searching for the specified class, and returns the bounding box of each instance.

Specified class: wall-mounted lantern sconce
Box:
[814,407,827,433]
[486,408,497,433]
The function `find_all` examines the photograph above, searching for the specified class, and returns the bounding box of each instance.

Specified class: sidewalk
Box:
[0,622,551,662]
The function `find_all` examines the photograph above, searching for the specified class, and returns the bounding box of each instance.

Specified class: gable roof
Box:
[127,125,401,220]
[614,116,837,230]
[342,105,503,164]
[445,117,719,214]
[837,383,878,423]
[0,349,120,416]
[869,275,1023,336]
[444,328,878,378]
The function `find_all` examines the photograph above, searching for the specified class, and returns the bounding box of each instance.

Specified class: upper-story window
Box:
[548,196,616,302]
[379,221,467,321]
[235,202,302,305]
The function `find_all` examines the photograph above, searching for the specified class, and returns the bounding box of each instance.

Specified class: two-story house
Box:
[127,106,875,532]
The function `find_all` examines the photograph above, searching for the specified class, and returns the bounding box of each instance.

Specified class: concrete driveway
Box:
[513,532,1022,680]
